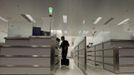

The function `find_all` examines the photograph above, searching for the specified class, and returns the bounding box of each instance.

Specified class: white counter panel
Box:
[96,51,103,56]
[1,47,51,56]
[96,57,103,62]
[0,68,51,74]
[119,49,134,56]
[104,58,114,64]
[95,44,103,50]
[0,58,50,66]
[119,58,134,64]
[5,40,30,46]
[104,50,113,56]
[104,64,114,72]
[120,67,134,73]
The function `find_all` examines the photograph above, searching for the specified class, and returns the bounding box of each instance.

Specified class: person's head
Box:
[61,36,65,41]
[56,38,60,42]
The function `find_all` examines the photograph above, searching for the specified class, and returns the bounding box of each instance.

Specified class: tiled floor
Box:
[55,59,84,75]
[55,59,134,75]
[86,67,134,75]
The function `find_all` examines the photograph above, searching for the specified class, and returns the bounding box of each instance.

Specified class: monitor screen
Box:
[32,27,41,36]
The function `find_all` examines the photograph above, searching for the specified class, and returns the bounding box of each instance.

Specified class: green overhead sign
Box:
[48,7,53,15]
[48,0,53,2]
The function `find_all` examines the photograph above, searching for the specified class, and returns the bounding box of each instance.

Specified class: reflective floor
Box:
[55,59,84,75]
[86,68,134,75]
[56,59,134,75]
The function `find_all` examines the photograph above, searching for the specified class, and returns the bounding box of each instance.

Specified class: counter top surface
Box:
[0,45,51,48]
[93,39,134,46]
[5,36,52,40]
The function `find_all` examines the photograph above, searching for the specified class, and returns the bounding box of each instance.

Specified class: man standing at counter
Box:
[60,36,70,66]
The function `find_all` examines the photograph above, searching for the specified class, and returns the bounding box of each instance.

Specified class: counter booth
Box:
[87,40,134,74]
[0,22,60,75]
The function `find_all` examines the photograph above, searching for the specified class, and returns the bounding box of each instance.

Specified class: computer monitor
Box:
[32,27,41,36]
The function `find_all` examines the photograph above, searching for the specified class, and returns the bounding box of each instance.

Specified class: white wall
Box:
[65,36,75,57]
[86,36,93,45]
[92,23,133,45]
[0,21,8,43]
[92,31,111,45]
[110,24,132,40]
[0,32,7,43]
[39,17,52,32]
[8,22,32,37]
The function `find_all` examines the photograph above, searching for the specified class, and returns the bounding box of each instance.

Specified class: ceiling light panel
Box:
[83,20,85,24]
[0,16,8,22]
[94,17,102,24]
[21,14,36,23]
[63,15,67,23]
[117,18,130,25]
[25,14,36,23]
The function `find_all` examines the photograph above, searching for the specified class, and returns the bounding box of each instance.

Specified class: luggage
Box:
[61,59,69,66]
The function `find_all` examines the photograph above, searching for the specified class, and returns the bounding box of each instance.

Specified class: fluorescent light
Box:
[117,18,130,25]
[83,20,85,24]
[21,14,36,23]
[94,17,102,24]
[0,16,8,22]
[25,14,36,23]
[63,15,67,23]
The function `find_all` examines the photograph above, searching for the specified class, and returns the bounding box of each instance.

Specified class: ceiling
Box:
[0,0,134,36]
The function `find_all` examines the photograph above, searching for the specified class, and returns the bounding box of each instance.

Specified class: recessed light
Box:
[94,17,102,24]
[117,18,130,25]
[63,15,67,23]
[21,14,36,23]
[0,16,8,22]
[83,20,85,24]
